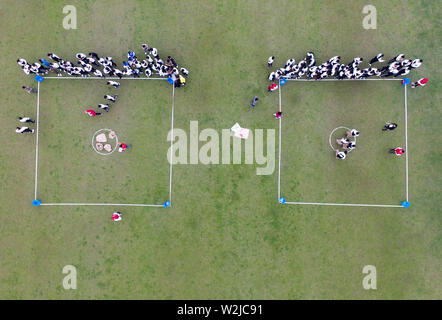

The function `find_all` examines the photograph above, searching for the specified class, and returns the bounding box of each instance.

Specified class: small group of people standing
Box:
[16,85,38,134]
[335,129,359,160]
[335,123,405,160]
[85,81,119,117]
[382,122,405,156]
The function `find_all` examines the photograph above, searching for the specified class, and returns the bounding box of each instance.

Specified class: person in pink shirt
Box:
[389,147,405,156]
[112,212,122,221]
[273,111,282,119]
[268,83,278,92]
[85,109,101,117]
[411,78,428,88]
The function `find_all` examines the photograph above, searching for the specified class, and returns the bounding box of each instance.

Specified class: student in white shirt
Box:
[180,67,189,77]
[267,56,274,68]
[411,59,422,69]
[346,129,360,138]
[98,104,110,112]
[368,53,384,65]
[18,117,35,123]
[336,150,347,160]
[104,94,118,103]
[16,127,34,134]
[107,81,120,88]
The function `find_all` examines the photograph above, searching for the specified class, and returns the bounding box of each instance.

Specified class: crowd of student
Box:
[17,44,189,86]
[16,43,189,144]
[267,52,424,81]
[261,54,427,160]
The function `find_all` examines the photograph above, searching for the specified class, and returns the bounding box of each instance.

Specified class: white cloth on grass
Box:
[234,128,250,140]
[231,123,242,133]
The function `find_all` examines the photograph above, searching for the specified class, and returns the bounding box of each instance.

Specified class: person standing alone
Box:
[250,96,259,107]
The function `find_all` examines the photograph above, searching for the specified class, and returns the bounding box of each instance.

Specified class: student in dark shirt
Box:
[382,122,398,131]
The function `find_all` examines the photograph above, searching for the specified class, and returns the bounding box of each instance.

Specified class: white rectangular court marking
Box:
[278,78,409,208]
[33,77,174,208]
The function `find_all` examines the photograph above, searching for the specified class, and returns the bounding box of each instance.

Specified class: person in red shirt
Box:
[411,78,428,88]
[389,147,405,156]
[118,142,131,152]
[85,109,102,117]
[112,212,122,221]
[273,110,282,119]
[268,83,278,92]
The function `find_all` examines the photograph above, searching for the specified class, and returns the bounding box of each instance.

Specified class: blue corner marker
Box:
[163,201,171,208]
[167,77,174,85]
[279,197,286,204]
[401,201,410,208]
[280,78,287,86]
[402,78,410,85]
[35,75,44,82]
[32,200,42,206]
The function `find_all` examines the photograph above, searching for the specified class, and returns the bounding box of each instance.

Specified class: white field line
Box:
[285,78,403,82]
[34,81,40,200]
[40,203,164,207]
[404,85,409,202]
[278,82,282,200]
[35,77,172,207]
[43,77,166,80]
[280,79,407,207]
[285,201,403,208]
[169,85,175,205]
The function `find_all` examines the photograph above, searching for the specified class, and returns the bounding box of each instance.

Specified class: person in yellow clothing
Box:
[179,74,186,86]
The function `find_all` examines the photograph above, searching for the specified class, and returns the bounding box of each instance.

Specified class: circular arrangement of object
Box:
[329,126,357,152]
[91,128,119,155]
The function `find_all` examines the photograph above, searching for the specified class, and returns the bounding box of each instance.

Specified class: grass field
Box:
[37,79,172,204]
[0,0,440,299]
[280,81,406,205]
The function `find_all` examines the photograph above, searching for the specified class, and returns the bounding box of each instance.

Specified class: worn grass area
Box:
[0,0,440,299]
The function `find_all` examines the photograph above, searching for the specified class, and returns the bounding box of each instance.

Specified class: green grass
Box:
[0,0,440,299]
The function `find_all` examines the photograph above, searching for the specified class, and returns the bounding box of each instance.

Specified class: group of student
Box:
[15,116,36,134]
[267,52,423,81]
[17,82,132,154]
[335,123,404,160]
[85,81,120,117]
[335,129,360,160]
[383,122,405,156]
[16,86,37,134]
[17,44,189,84]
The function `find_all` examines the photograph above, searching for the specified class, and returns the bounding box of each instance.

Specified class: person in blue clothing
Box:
[128,50,136,60]
[39,58,51,68]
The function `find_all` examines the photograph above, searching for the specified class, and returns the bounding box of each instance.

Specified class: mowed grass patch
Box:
[37,79,172,204]
[281,81,406,204]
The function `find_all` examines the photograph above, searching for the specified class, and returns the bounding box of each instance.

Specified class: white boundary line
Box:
[169,85,175,205]
[285,202,403,208]
[277,83,282,200]
[279,78,407,208]
[34,81,40,200]
[40,203,163,207]
[44,77,166,80]
[34,78,174,208]
[404,85,409,202]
